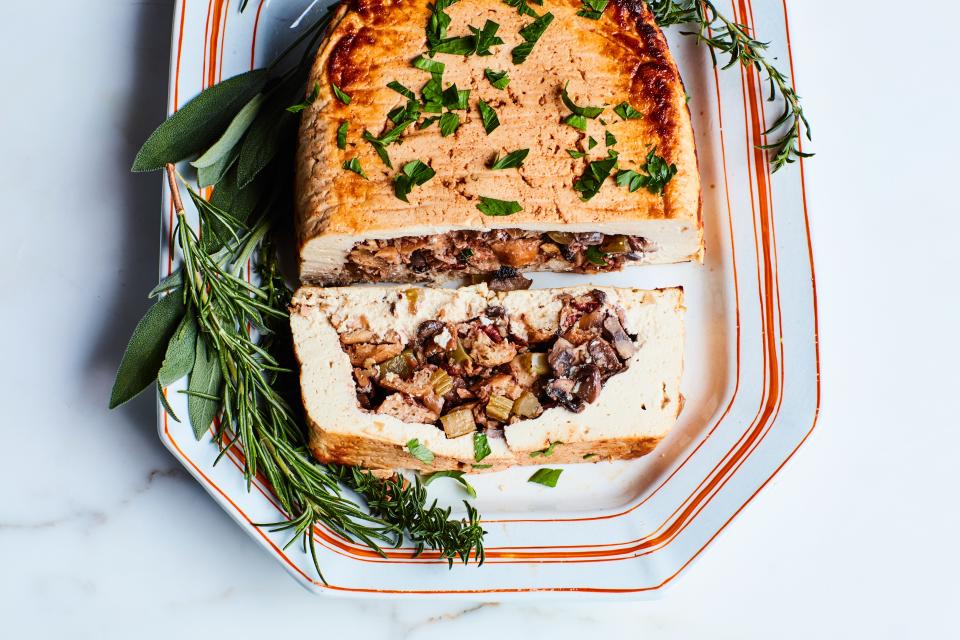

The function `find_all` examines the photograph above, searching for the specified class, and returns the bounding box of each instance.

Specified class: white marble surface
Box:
[1,0,958,636]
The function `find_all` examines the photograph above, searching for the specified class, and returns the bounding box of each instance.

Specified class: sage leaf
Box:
[188,335,223,440]
[196,150,238,188]
[158,310,197,386]
[191,93,265,169]
[157,380,181,423]
[236,70,304,188]
[422,470,477,498]
[148,270,183,298]
[132,69,268,172]
[109,290,185,408]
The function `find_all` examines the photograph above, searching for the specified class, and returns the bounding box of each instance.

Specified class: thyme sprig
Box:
[647,0,812,170]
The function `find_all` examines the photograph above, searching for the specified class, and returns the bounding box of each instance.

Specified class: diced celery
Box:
[600,235,630,253]
[430,369,453,396]
[512,391,544,418]
[440,406,476,438]
[485,395,513,422]
[518,352,550,377]
[547,231,575,245]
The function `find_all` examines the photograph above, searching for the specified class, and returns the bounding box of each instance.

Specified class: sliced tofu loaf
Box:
[296,0,702,285]
[290,284,685,471]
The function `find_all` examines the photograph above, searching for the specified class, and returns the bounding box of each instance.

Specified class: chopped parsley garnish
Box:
[616,147,678,195]
[567,149,586,159]
[585,245,608,265]
[476,196,522,216]
[370,143,392,168]
[342,157,367,179]
[413,55,446,76]
[418,115,441,129]
[421,470,477,498]
[441,84,470,110]
[426,0,459,50]
[471,20,504,56]
[406,438,435,464]
[394,160,436,202]
[613,101,643,120]
[388,99,422,124]
[439,111,460,136]
[528,467,562,487]
[336,121,348,149]
[474,432,492,462]
[490,148,528,170]
[287,82,319,113]
[478,100,500,134]
[387,80,416,100]
[529,440,562,457]
[582,453,598,459]
[561,81,605,131]
[363,121,414,148]
[512,12,554,64]
[432,35,478,56]
[576,0,609,20]
[605,130,617,146]
[573,154,619,200]
[484,68,510,90]
[503,0,542,18]
[331,82,352,105]
[587,136,598,149]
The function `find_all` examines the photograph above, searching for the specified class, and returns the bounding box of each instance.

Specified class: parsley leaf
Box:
[529,440,562,457]
[484,68,510,90]
[387,80,416,100]
[418,115,441,129]
[474,432,492,462]
[512,12,554,64]
[576,0,609,20]
[413,55,446,76]
[422,470,477,498]
[331,82,352,105]
[441,84,470,110]
[561,82,604,118]
[573,154,618,200]
[567,149,586,159]
[471,20,504,55]
[503,0,542,18]
[613,101,643,120]
[394,160,436,202]
[388,99,422,124]
[490,148,528,169]
[342,157,367,179]
[439,111,460,136]
[287,82,319,113]
[477,196,522,216]
[478,100,500,134]
[564,114,588,131]
[588,136,598,149]
[432,35,478,55]
[605,129,617,146]
[426,0,458,49]
[528,468,562,487]
[406,438,435,464]
[336,121,348,149]
[616,147,678,194]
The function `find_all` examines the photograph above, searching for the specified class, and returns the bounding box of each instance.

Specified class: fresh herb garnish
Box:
[605,130,617,146]
[567,149,586,159]
[286,81,319,113]
[441,84,470,110]
[342,157,368,179]
[388,99,422,124]
[413,55,446,76]
[432,35,478,56]
[422,470,478,498]
[471,20,504,56]
[616,147,678,194]
[331,82,352,105]
[474,432,492,462]
[587,136,598,150]
[472,464,493,470]
[503,0,542,18]
[648,0,812,170]
[484,68,510,90]
[426,0,459,51]
[476,196,523,216]
[406,438,436,464]
[573,154,619,200]
[336,121,348,149]
[418,116,441,129]
[576,0,609,20]
[528,468,563,487]
[394,160,436,201]
[478,100,500,134]
[387,80,416,100]
[583,453,598,459]
[439,111,461,136]
[613,101,643,120]
[561,82,604,132]
[512,12,554,64]
[490,148,529,170]
[529,440,562,457]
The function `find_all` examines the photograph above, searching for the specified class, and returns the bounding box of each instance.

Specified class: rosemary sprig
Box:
[647,0,812,170]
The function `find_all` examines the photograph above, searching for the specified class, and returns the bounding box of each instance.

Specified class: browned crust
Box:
[295,0,702,254]
[307,417,664,473]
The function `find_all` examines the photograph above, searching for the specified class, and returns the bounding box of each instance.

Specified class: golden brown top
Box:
[295,0,701,243]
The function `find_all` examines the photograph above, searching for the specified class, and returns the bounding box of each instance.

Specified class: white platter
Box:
[156,0,819,598]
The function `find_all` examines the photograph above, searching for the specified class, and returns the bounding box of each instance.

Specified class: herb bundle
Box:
[111,7,485,580]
